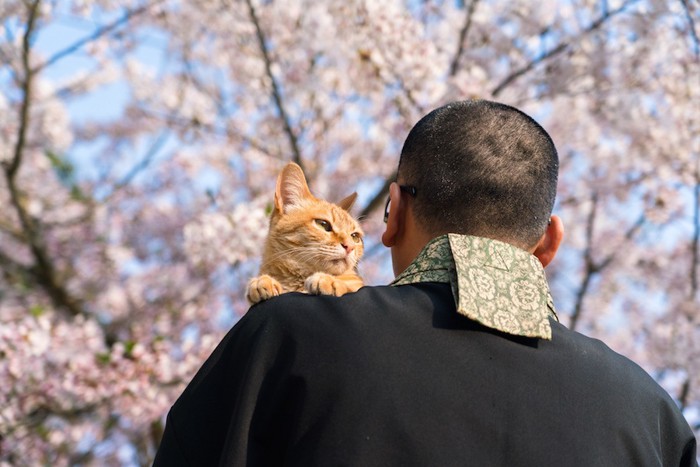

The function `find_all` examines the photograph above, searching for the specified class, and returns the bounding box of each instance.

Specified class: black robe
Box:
[154,283,697,466]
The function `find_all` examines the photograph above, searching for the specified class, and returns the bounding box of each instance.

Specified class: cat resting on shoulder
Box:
[246,162,364,304]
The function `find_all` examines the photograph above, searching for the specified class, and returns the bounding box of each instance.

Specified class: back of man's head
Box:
[397,99,559,249]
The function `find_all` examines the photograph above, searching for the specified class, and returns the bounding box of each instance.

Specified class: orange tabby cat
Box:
[246,162,364,304]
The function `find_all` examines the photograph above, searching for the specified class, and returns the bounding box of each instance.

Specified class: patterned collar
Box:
[391,234,558,340]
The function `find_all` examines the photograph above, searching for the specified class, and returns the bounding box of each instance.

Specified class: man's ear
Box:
[532,215,564,267]
[381,183,403,247]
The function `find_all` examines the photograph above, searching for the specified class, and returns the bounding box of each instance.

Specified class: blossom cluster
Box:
[184,198,269,268]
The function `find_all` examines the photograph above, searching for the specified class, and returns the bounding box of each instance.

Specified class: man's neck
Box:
[391,224,434,277]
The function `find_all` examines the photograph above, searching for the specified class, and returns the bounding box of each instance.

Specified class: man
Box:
[154,100,697,466]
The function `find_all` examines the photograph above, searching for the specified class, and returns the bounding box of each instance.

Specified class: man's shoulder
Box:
[549,321,695,461]
[240,282,449,339]
[549,320,676,403]
[550,320,640,368]
[246,284,390,314]
[247,282,440,317]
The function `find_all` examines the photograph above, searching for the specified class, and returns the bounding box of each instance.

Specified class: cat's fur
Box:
[246,163,364,304]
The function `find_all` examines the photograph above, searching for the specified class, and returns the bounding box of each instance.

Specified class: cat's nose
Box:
[341,243,355,254]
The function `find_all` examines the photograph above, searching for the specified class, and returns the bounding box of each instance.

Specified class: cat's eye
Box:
[351,232,362,244]
[315,219,332,232]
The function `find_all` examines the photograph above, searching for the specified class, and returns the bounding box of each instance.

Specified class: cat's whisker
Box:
[262,245,350,270]
[261,245,333,267]
[262,247,317,264]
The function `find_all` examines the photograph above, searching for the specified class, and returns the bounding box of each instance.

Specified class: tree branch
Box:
[360,170,396,220]
[4,0,40,180]
[244,0,305,172]
[570,192,599,331]
[679,0,699,58]
[31,3,158,74]
[491,0,636,97]
[113,131,169,191]
[691,147,699,300]
[126,107,276,155]
[679,377,690,411]
[596,213,645,272]
[449,0,480,77]
[0,247,31,286]
[355,51,424,218]
[569,191,645,330]
[2,0,85,319]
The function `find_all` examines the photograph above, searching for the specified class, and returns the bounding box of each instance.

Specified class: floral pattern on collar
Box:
[392,234,558,340]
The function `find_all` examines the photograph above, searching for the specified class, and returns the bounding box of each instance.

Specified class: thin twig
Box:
[691,147,700,300]
[113,131,169,190]
[31,3,159,74]
[244,0,305,172]
[596,213,645,271]
[491,1,636,97]
[679,378,690,411]
[569,191,645,330]
[679,0,699,58]
[360,171,396,220]
[569,192,599,331]
[449,0,480,77]
[492,43,568,97]
[90,130,169,204]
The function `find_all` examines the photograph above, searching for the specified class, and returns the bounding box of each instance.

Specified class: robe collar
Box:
[392,234,558,340]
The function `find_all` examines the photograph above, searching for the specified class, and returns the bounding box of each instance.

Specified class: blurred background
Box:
[0,0,698,464]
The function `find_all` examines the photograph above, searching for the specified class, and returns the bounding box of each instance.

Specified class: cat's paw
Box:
[304,272,350,296]
[246,275,283,304]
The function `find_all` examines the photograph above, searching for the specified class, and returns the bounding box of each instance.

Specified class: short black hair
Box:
[397,99,558,249]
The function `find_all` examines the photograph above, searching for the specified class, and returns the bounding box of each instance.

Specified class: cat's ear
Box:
[337,192,358,212]
[275,162,314,213]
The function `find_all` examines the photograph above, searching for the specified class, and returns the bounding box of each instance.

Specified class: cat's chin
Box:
[326,258,352,275]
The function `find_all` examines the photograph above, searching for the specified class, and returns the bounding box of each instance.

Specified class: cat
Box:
[246,162,364,304]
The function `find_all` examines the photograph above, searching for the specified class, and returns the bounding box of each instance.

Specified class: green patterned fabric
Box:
[392,234,558,339]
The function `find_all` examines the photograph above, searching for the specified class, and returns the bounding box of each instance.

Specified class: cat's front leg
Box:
[246,274,283,304]
[305,272,360,297]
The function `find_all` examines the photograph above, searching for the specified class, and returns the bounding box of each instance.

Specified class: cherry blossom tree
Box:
[0,0,697,464]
